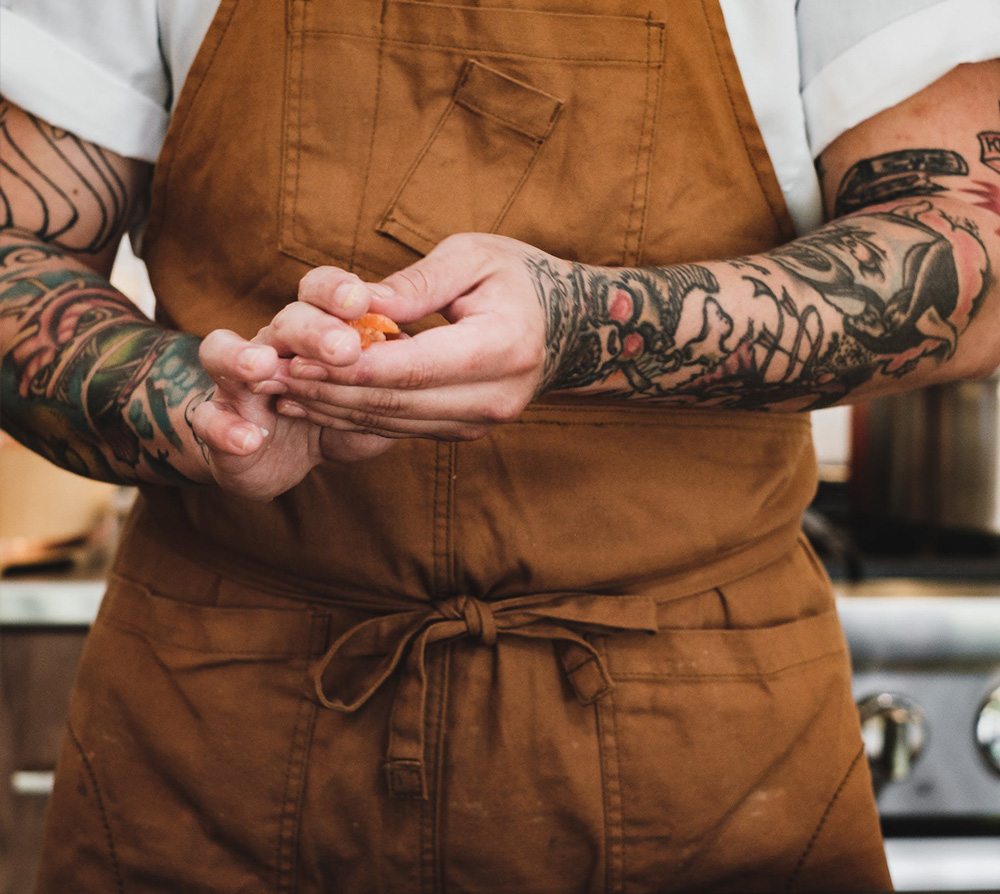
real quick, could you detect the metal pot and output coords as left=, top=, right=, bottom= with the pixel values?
left=851, top=373, right=1000, bottom=534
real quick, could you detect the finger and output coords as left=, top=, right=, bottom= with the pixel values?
left=319, top=429, right=397, bottom=463
left=285, top=402, right=487, bottom=441
left=200, top=329, right=280, bottom=387
left=319, top=316, right=538, bottom=392
left=367, top=234, right=492, bottom=324
left=190, top=398, right=268, bottom=455
left=254, top=301, right=362, bottom=366
left=274, top=377, right=518, bottom=426
left=275, top=391, right=499, bottom=440
left=297, top=267, right=373, bottom=321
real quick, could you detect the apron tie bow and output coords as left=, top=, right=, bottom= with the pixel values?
left=310, top=592, right=659, bottom=798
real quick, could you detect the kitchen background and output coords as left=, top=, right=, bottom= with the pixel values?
left=1, top=242, right=999, bottom=893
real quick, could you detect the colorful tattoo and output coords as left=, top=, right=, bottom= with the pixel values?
left=0, top=234, right=213, bottom=482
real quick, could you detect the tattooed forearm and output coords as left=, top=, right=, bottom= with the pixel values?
left=0, top=104, right=129, bottom=255
left=530, top=126, right=1000, bottom=411
left=532, top=200, right=990, bottom=411
left=0, top=232, right=215, bottom=484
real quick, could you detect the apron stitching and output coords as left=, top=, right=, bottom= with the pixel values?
left=382, top=39, right=653, bottom=65
left=698, top=0, right=788, bottom=237
left=274, top=613, right=325, bottom=894
left=96, top=615, right=312, bottom=658
left=432, top=443, right=448, bottom=595
left=449, top=444, right=459, bottom=592
left=67, top=722, right=125, bottom=894
left=595, top=640, right=626, bottom=894
left=784, top=746, right=865, bottom=891
left=279, top=24, right=658, bottom=66
left=458, top=100, right=555, bottom=143
left=610, top=646, right=846, bottom=682
left=417, top=644, right=450, bottom=894
left=348, top=1, right=388, bottom=272
left=621, top=20, right=663, bottom=267
left=631, top=21, right=665, bottom=268
left=380, top=100, right=461, bottom=240
left=287, top=0, right=309, bottom=259
left=432, top=643, right=452, bottom=893
left=490, top=130, right=555, bottom=232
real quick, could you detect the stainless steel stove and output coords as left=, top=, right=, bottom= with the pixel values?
left=836, top=580, right=1000, bottom=892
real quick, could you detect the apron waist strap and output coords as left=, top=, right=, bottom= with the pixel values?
left=310, top=592, right=660, bottom=799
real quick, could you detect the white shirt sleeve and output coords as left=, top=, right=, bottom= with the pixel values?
left=0, top=0, right=169, bottom=162
left=799, top=0, right=1000, bottom=156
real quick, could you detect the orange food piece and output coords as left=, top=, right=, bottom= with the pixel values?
left=347, top=313, right=401, bottom=349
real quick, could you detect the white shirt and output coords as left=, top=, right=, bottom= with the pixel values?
left=1, top=0, right=999, bottom=234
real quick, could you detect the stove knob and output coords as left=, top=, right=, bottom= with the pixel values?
left=857, top=693, right=927, bottom=790
left=976, top=685, right=1000, bottom=776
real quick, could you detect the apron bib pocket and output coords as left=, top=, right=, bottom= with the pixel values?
left=376, top=58, right=563, bottom=256
left=280, top=0, right=664, bottom=276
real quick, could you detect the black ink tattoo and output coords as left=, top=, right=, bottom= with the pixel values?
left=834, top=149, right=968, bottom=216
left=530, top=200, right=989, bottom=411
left=0, top=103, right=129, bottom=254
left=979, top=130, right=1000, bottom=174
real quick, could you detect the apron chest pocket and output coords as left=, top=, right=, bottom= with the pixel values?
left=280, top=0, right=665, bottom=278
left=376, top=59, right=563, bottom=256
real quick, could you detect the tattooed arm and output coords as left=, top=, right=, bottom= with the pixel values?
left=0, top=99, right=219, bottom=485
left=535, top=61, right=1000, bottom=411
left=0, top=99, right=384, bottom=496
left=259, top=60, right=1000, bottom=438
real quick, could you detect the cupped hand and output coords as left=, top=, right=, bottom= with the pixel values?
left=265, top=234, right=575, bottom=442
left=190, top=325, right=393, bottom=501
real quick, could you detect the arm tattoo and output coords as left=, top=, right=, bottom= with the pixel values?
left=533, top=148, right=993, bottom=410
left=0, top=103, right=129, bottom=254
left=0, top=234, right=214, bottom=483
left=834, top=149, right=968, bottom=216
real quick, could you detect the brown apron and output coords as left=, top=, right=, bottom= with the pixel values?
left=36, top=1, right=893, bottom=891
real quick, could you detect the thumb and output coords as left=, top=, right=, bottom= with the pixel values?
left=370, top=234, right=489, bottom=324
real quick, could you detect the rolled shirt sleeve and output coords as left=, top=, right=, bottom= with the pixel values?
left=0, top=0, right=169, bottom=161
left=799, top=0, right=1000, bottom=157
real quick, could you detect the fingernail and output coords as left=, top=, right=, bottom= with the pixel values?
left=238, top=347, right=262, bottom=375
left=322, top=331, right=348, bottom=358
left=231, top=424, right=259, bottom=452
left=369, top=283, right=394, bottom=298
left=279, top=400, right=307, bottom=418
left=250, top=380, right=287, bottom=395
left=338, top=283, right=363, bottom=310
left=290, top=358, right=328, bottom=380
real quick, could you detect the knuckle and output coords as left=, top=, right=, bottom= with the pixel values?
left=367, top=388, right=403, bottom=415
left=347, top=409, right=386, bottom=432
left=396, top=358, right=435, bottom=390
left=454, top=424, right=489, bottom=442
left=483, top=393, right=522, bottom=425
left=389, top=265, right=431, bottom=299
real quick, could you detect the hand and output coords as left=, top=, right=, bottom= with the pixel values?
left=190, top=322, right=393, bottom=501
left=267, top=234, right=570, bottom=442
